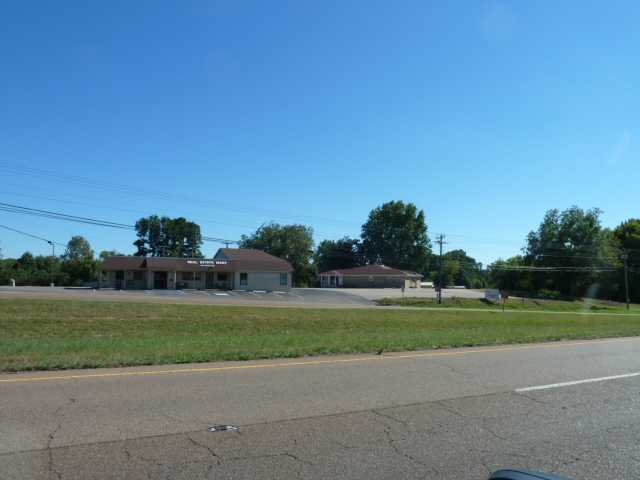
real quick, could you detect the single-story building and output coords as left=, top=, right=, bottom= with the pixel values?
left=99, top=248, right=293, bottom=291
left=319, top=264, right=423, bottom=289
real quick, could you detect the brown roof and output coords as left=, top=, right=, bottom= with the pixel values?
left=217, top=248, right=294, bottom=272
left=101, top=249, right=292, bottom=273
left=100, top=256, right=146, bottom=270
left=320, top=264, right=422, bottom=278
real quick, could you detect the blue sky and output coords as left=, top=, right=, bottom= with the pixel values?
left=1, top=1, right=638, bottom=265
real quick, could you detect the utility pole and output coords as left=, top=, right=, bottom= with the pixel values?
left=47, top=240, right=55, bottom=287
left=436, top=234, right=446, bottom=304
left=621, top=253, right=630, bottom=310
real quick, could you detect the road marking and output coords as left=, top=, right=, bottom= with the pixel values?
left=1, top=337, right=638, bottom=385
left=516, top=371, right=640, bottom=392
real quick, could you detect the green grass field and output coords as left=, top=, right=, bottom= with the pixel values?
left=2, top=298, right=640, bottom=372
left=376, top=296, right=639, bottom=312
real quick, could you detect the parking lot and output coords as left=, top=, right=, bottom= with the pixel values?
left=0, top=286, right=372, bottom=307
left=0, top=286, right=483, bottom=307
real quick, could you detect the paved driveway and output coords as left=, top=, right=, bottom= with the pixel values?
left=0, top=286, right=372, bottom=307
left=307, top=287, right=485, bottom=300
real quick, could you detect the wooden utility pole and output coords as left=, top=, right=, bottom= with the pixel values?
left=436, top=234, right=446, bottom=304
left=622, top=253, right=630, bottom=310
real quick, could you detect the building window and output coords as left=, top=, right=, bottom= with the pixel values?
left=280, top=273, right=288, bottom=286
left=182, top=272, right=194, bottom=281
left=194, top=272, right=201, bottom=281
left=217, top=273, right=228, bottom=281
left=239, top=272, right=248, bottom=287
left=133, top=271, right=144, bottom=281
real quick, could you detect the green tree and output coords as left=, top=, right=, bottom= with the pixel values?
left=488, top=256, right=532, bottom=293
left=524, top=206, right=620, bottom=297
left=361, top=201, right=431, bottom=273
left=314, top=237, right=362, bottom=273
left=99, top=249, right=125, bottom=260
left=61, top=236, right=96, bottom=286
left=240, top=223, right=314, bottom=286
left=440, top=249, right=486, bottom=288
left=613, top=219, right=640, bottom=302
left=64, top=236, right=94, bottom=260
left=134, top=215, right=202, bottom=257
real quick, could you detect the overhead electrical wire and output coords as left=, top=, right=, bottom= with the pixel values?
left=0, top=201, right=238, bottom=245
left=0, top=164, right=360, bottom=229
left=0, top=224, right=65, bottom=247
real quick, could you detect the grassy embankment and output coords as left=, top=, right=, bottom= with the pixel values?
left=2, top=298, right=640, bottom=372
left=376, top=296, right=639, bottom=313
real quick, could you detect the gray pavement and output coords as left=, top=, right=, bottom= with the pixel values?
left=0, top=286, right=373, bottom=307
left=2, top=337, right=640, bottom=479
left=0, top=285, right=483, bottom=307
left=312, top=287, right=485, bottom=301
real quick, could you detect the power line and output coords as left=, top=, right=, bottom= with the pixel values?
left=0, top=201, right=238, bottom=245
left=0, top=224, right=65, bottom=247
left=0, top=164, right=360, bottom=229
left=487, top=265, right=618, bottom=272
left=0, top=186, right=351, bottom=240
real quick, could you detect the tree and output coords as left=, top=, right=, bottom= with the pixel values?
left=524, top=206, right=620, bottom=297
left=440, top=249, right=486, bottom=288
left=240, top=223, right=314, bottom=286
left=0, top=252, right=68, bottom=286
left=361, top=201, right=431, bottom=273
left=134, top=215, right=203, bottom=257
left=99, top=249, right=125, bottom=260
left=64, top=236, right=94, bottom=261
left=314, top=237, right=362, bottom=273
left=613, top=219, right=640, bottom=302
left=488, top=256, right=532, bottom=293
left=61, top=236, right=96, bottom=286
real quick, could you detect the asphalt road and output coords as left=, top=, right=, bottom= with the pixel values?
left=2, top=337, right=640, bottom=479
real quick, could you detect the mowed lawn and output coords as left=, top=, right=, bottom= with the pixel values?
left=2, top=298, right=640, bottom=372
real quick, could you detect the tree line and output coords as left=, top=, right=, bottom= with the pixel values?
left=0, top=236, right=122, bottom=287
left=489, top=207, right=638, bottom=302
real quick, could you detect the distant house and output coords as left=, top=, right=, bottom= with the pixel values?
left=99, top=248, right=293, bottom=291
left=319, top=264, right=423, bottom=289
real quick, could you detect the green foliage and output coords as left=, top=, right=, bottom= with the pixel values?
left=99, top=249, right=124, bottom=260
left=614, top=218, right=640, bottom=302
left=64, top=236, right=93, bottom=260
left=61, top=236, right=96, bottom=286
left=240, top=223, right=315, bottom=286
left=314, top=237, right=362, bottom=273
left=0, top=253, right=66, bottom=286
left=134, top=215, right=202, bottom=257
left=435, top=249, right=486, bottom=288
left=361, top=201, right=431, bottom=273
left=0, top=237, right=99, bottom=287
left=488, top=206, right=628, bottom=301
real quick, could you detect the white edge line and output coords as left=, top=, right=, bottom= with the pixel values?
left=516, top=371, right=640, bottom=392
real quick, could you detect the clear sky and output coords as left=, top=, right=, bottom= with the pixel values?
left=1, top=1, right=638, bottom=265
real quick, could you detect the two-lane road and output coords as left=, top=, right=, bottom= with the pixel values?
left=2, top=337, right=640, bottom=479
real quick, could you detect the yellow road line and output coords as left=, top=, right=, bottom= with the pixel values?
left=1, top=337, right=638, bottom=384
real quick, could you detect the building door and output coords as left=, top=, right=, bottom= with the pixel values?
left=115, top=270, right=124, bottom=289
left=153, top=271, right=168, bottom=289
left=216, top=272, right=230, bottom=289
left=205, top=272, right=215, bottom=289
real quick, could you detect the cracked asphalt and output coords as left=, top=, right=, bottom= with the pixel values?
left=2, top=337, right=640, bottom=479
